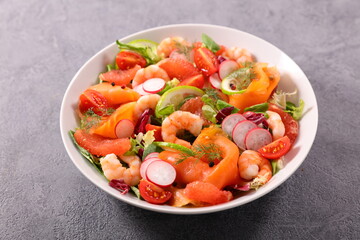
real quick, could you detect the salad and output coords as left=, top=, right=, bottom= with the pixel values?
left=69, top=34, right=304, bottom=207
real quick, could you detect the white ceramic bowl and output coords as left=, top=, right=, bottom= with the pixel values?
left=60, top=24, right=318, bottom=214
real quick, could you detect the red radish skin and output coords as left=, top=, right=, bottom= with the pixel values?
left=209, top=73, right=222, bottom=89
left=144, top=152, right=159, bottom=161
left=245, top=128, right=272, bottom=151
left=133, top=83, right=151, bottom=96
left=115, top=119, right=135, bottom=138
left=232, top=120, right=258, bottom=150
left=219, top=60, right=239, bottom=79
left=221, top=113, right=246, bottom=137
left=145, top=160, right=176, bottom=187
left=142, top=78, right=166, bottom=94
left=140, top=157, right=160, bottom=180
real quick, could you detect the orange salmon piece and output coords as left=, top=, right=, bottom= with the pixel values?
left=159, top=151, right=212, bottom=185
left=229, top=63, right=280, bottom=112
left=184, top=181, right=233, bottom=205
left=74, top=129, right=131, bottom=156
left=89, top=83, right=140, bottom=106
left=91, top=102, right=136, bottom=138
left=159, top=126, right=240, bottom=189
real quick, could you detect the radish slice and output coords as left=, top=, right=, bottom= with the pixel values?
left=142, top=78, right=166, bottom=93
left=245, top=128, right=272, bottom=151
left=146, top=160, right=176, bottom=187
left=232, top=120, right=257, bottom=150
left=115, top=119, right=135, bottom=138
left=144, top=152, right=159, bottom=161
left=209, top=73, right=222, bottom=89
left=140, top=157, right=160, bottom=180
left=133, top=83, right=151, bottom=96
left=219, top=60, right=239, bottom=79
left=222, top=113, right=246, bottom=137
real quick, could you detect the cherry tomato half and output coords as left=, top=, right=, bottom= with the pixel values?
left=78, top=89, right=109, bottom=116
left=116, top=51, right=147, bottom=70
left=178, top=74, right=205, bottom=89
left=258, top=136, right=292, bottom=159
left=139, top=180, right=172, bottom=204
left=194, top=47, right=219, bottom=77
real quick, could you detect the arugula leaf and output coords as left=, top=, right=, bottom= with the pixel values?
left=216, top=100, right=239, bottom=113
left=130, top=186, right=141, bottom=199
left=69, top=130, right=104, bottom=176
left=244, top=103, right=269, bottom=113
left=271, top=89, right=298, bottom=109
left=202, top=33, right=220, bottom=53
left=285, top=99, right=305, bottom=120
left=142, top=143, right=162, bottom=161
left=116, top=40, right=161, bottom=65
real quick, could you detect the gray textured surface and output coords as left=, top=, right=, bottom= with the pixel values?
left=1, top=0, right=359, bottom=239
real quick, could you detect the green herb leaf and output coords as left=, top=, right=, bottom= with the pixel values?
left=216, top=100, right=239, bottom=113
left=202, top=105, right=217, bottom=123
left=285, top=99, right=305, bottom=120
left=202, top=33, right=220, bottom=53
left=116, top=40, right=161, bottom=65
left=142, top=143, right=163, bottom=161
left=244, top=103, right=269, bottom=113
left=154, top=142, right=194, bottom=156
left=69, top=130, right=104, bottom=175
left=130, top=186, right=141, bottom=199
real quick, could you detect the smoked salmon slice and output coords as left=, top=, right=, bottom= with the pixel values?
left=89, top=83, right=140, bottom=106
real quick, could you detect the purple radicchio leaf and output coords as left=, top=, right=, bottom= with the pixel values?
left=134, top=108, right=154, bottom=134
left=216, top=106, right=234, bottom=124
left=109, top=179, right=130, bottom=195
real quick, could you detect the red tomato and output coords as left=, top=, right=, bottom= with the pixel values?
left=145, top=124, right=163, bottom=141
left=116, top=51, right=146, bottom=70
left=158, top=58, right=200, bottom=81
left=194, top=47, right=219, bottom=77
left=178, top=74, right=205, bottom=89
left=79, top=89, right=109, bottom=115
left=139, top=180, right=172, bottom=204
left=258, top=136, right=291, bottom=159
left=268, top=103, right=299, bottom=144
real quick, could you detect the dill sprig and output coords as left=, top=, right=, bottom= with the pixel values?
left=176, top=143, right=222, bottom=164
left=80, top=108, right=115, bottom=131
left=80, top=109, right=102, bottom=130
left=174, top=41, right=193, bottom=61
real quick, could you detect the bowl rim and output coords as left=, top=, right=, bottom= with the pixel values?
left=60, top=23, right=318, bottom=215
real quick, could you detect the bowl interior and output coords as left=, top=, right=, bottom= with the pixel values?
left=60, top=24, right=318, bottom=214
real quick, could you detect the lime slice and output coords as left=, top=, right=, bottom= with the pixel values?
left=128, top=39, right=158, bottom=50
left=221, top=67, right=252, bottom=95
left=154, top=142, right=194, bottom=156
left=155, top=86, right=204, bottom=118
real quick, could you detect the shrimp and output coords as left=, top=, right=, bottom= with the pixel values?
left=221, top=47, right=254, bottom=65
left=157, top=36, right=192, bottom=58
left=100, top=153, right=141, bottom=186
left=134, top=94, right=161, bottom=119
left=132, top=65, right=170, bottom=88
left=238, top=150, right=272, bottom=189
left=266, top=110, right=285, bottom=140
left=162, top=111, right=204, bottom=148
